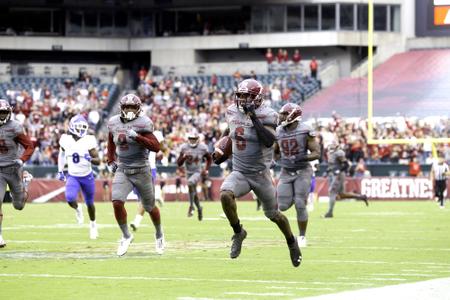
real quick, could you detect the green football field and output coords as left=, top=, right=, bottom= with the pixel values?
left=0, top=200, right=449, bottom=300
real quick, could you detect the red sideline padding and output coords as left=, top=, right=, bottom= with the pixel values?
left=28, top=177, right=450, bottom=203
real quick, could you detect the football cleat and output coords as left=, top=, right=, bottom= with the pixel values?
left=187, top=206, right=194, bottom=217
left=288, top=237, right=302, bottom=267
left=89, top=223, right=99, bottom=240
left=323, top=212, right=333, bottom=218
left=117, top=235, right=134, bottom=256
left=75, top=205, right=84, bottom=224
left=230, top=226, right=247, bottom=259
left=361, top=195, right=369, bottom=207
left=0, top=236, right=6, bottom=248
left=130, top=223, right=138, bottom=232
left=155, top=233, right=165, bottom=255
left=298, top=235, right=307, bottom=248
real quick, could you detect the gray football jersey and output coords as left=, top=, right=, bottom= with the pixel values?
left=107, top=114, right=154, bottom=168
left=0, top=120, right=25, bottom=167
left=179, top=143, right=209, bottom=174
left=328, top=148, right=346, bottom=172
left=226, top=103, right=277, bottom=173
left=276, top=122, right=315, bottom=170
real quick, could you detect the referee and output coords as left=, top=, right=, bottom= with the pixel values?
left=430, top=157, right=450, bottom=209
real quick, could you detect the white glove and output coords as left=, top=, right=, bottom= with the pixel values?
left=127, top=129, right=138, bottom=139
left=107, top=162, right=118, bottom=173
left=14, top=159, right=24, bottom=167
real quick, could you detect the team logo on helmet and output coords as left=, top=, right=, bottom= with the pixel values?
left=235, top=79, right=263, bottom=114
left=0, top=99, right=12, bottom=126
left=68, top=114, right=89, bottom=138
left=279, top=103, right=302, bottom=127
left=120, top=94, right=142, bottom=121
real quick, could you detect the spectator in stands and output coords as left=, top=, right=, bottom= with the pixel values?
left=277, top=48, right=284, bottom=64
left=250, top=70, right=257, bottom=80
left=408, top=156, right=422, bottom=177
left=233, top=70, right=241, bottom=85
left=282, top=49, right=289, bottom=63
left=265, top=48, right=274, bottom=65
left=138, top=66, right=148, bottom=81
left=211, top=73, right=218, bottom=86
left=310, top=57, right=318, bottom=79
left=292, top=49, right=301, bottom=65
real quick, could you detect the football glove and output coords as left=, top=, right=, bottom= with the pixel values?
left=126, top=129, right=138, bottom=139
left=243, top=103, right=256, bottom=118
left=58, top=171, right=66, bottom=182
left=84, top=153, right=92, bottom=162
left=13, top=159, right=24, bottom=167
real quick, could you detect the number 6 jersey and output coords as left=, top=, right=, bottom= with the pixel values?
left=59, top=134, right=98, bottom=176
left=226, top=103, right=278, bottom=173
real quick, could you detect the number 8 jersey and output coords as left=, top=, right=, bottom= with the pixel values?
left=226, top=103, right=278, bottom=173
left=59, top=134, right=98, bottom=176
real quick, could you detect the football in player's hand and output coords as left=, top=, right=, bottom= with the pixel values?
left=214, top=136, right=232, bottom=161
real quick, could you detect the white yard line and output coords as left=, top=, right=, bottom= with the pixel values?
left=296, top=277, right=450, bottom=300
left=267, top=286, right=336, bottom=291
left=0, top=273, right=376, bottom=287
left=224, top=292, right=294, bottom=296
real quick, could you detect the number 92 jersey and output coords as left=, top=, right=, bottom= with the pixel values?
left=59, top=134, right=98, bottom=177
left=226, top=103, right=277, bottom=173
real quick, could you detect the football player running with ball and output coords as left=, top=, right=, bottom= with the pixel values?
left=107, top=94, right=161, bottom=256
left=274, top=103, right=320, bottom=248
left=176, top=130, right=212, bottom=221
left=212, top=79, right=302, bottom=267
left=58, top=114, right=100, bottom=239
left=0, top=99, right=34, bottom=248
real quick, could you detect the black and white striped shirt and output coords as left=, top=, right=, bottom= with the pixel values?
left=432, top=162, right=449, bottom=181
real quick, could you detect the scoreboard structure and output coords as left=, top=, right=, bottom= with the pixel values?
left=416, top=0, right=450, bottom=36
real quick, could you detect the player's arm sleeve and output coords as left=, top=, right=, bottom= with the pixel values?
left=250, top=114, right=276, bottom=147
left=14, top=133, right=34, bottom=162
left=273, top=142, right=281, bottom=161
left=176, top=146, right=186, bottom=167
left=135, top=132, right=160, bottom=152
left=106, top=132, right=116, bottom=164
left=203, top=151, right=212, bottom=171
left=58, top=148, right=66, bottom=172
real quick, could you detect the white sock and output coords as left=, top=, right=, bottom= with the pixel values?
left=77, top=205, right=83, bottom=213
left=133, top=214, right=143, bottom=227
left=90, top=220, right=97, bottom=228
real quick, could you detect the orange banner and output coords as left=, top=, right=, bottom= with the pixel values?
left=434, top=6, right=450, bottom=25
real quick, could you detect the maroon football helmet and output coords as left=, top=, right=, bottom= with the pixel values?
left=235, top=79, right=264, bottom=113
left=0, top=99, right=12, bottom=125
left=278, top=103, right=302, bottom=127
left=120, top=94, right=142, bottom=121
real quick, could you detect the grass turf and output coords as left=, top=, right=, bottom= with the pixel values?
left=0, top=200, right=449, bottom=299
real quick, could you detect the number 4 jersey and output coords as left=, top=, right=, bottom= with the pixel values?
left=226, top=103, right=278, bottom=173
left=59, top=134, right=98, bottom=177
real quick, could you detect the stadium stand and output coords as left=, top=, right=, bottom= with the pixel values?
left=303, top=49, right=450, bottom=118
